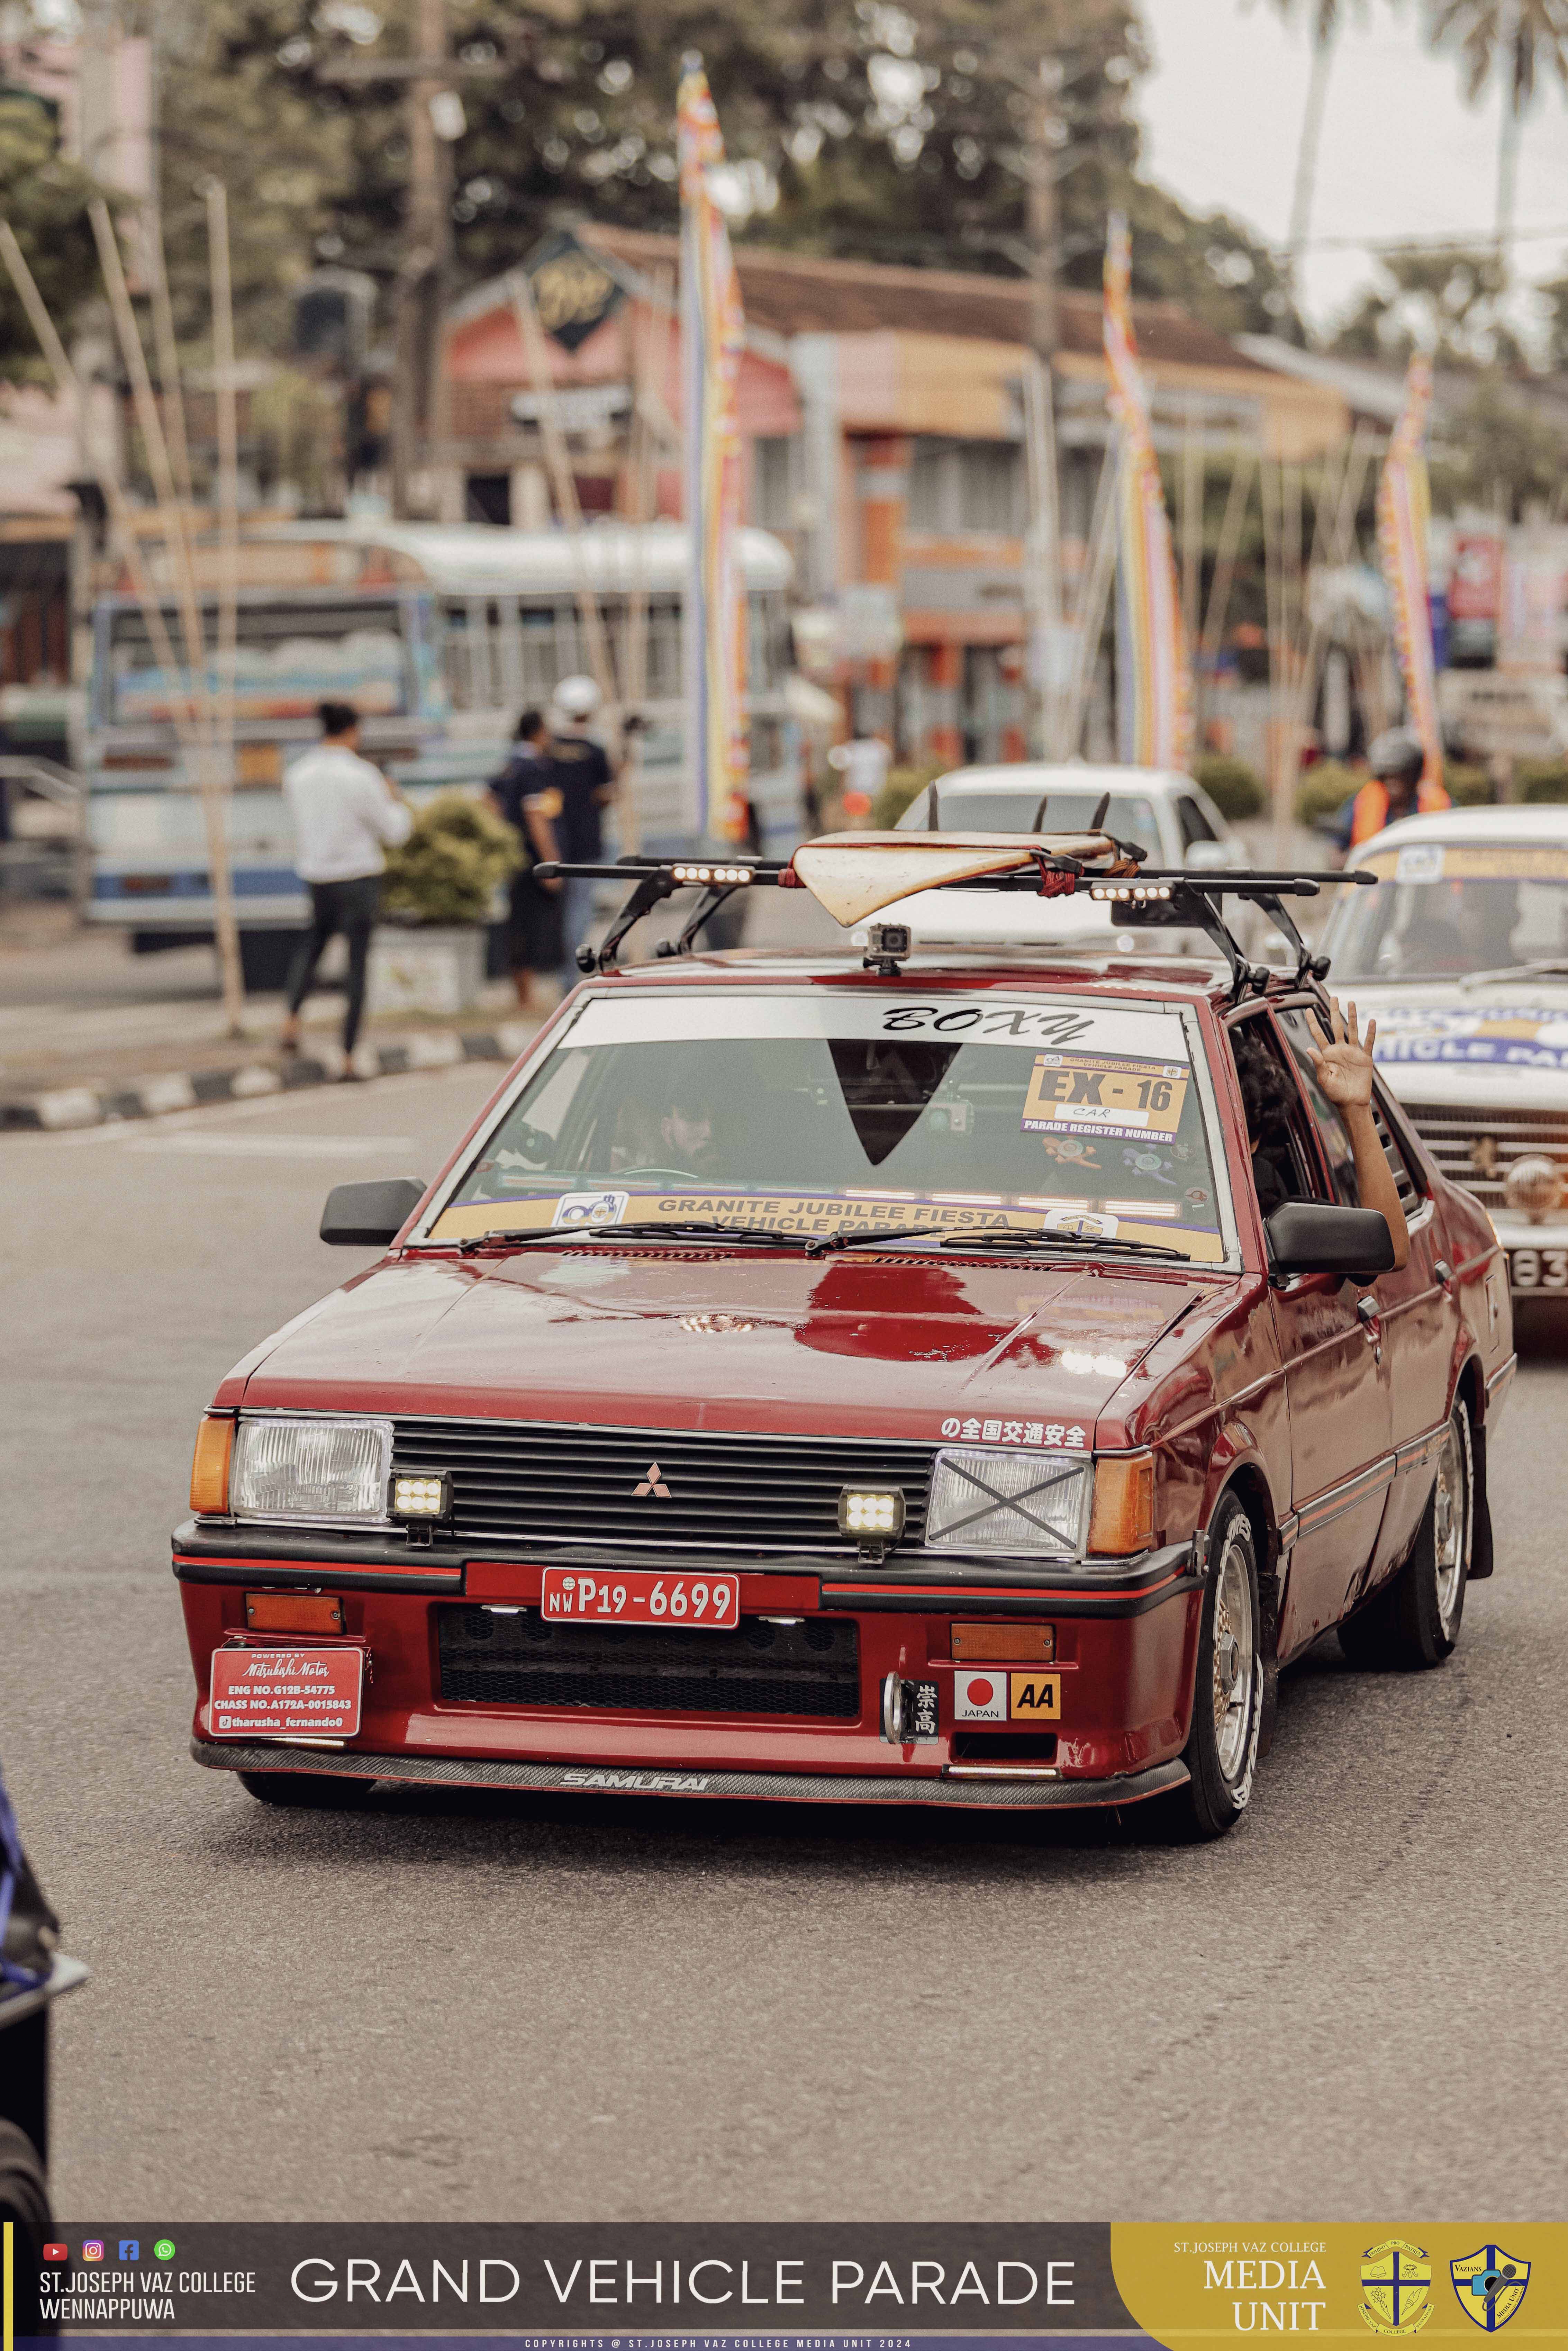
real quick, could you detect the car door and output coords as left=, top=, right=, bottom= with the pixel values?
left=1276, top=1004, right=1451, bottom=1588
left=1225, top=1007, right=1394, bottom=1656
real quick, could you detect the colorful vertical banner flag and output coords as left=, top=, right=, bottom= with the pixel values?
left=1102, top=214, right=1193, bottom=771
left=678, top=55, right=749, bottom=842
left=1376, top=353, right=1445, bottom=792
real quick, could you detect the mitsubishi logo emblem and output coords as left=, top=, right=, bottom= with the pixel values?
left=633, top=1461, right=671, bottom=1499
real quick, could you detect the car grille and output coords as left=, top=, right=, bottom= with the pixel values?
left=437, top=1606, right=862, bottom=1720
left=1403, top=1102, right=1568, bottom=1207
left=391, top=1417, right=935, bottom=1556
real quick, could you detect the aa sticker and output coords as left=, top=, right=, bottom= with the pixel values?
left=1010, top=1672, right=1061, bottom=1720
left=1023, top=1051, right=1190, bottom=1144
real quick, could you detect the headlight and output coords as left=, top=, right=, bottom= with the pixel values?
left=1503, top=1154, right=1562, bottom=1224
left=925, top=1446, right=1092, bottom=1559
left=229, top=1416, right=393, bottom=1525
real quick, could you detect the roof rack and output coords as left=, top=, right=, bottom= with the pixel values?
left=534, top=830, right=1375, bottom=1002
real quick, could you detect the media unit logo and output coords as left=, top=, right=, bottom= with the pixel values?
left=1451, top=2247, right=1531, bottom=2332
left=1359, top=2241, right=1432, bottom=2335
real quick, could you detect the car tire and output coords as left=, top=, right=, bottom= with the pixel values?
left=0, top=2116, right=55, bottom=2337
left=1339, top=1402, right=1473, bottom=1671
left=1172, top=1494, right=1263, bottom=1839
left=236, top=1770, right=371, bottom=1808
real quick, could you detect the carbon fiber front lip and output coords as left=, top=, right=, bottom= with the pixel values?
left=191, top=1737, right=1189, bottom=1811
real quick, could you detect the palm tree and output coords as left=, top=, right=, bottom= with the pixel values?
left=1265, top=1, right=1363, bottom=297
left=1425, top=0, right=1568, bottom=267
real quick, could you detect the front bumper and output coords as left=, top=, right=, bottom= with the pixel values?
left=191, top=1737, right=1189, bottom=1812
left=175, top=1534, right=1203, bottom=1802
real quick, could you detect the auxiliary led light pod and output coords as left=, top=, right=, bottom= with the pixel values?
left=839, top=1486, right=906, bottom=1541
left=672, top=863, right=753, bottom=887
left=1089, top=883, right=1173, bottom=903
left=392, top=1472, right=451, bottom=1520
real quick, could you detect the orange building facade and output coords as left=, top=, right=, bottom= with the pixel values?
left=442, top=227, right=1347, bottom=766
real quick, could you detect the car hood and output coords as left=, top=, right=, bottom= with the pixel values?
left=1350, top=976, right=1568, bottom=1110
left=230, top=1248, right=1211, bottom=1445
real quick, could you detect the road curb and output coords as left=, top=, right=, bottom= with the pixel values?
left=0, top=1020, right=537, bottom=1133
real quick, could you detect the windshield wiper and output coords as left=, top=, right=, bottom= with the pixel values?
left=935, top=1227, right=1189, bottom=1262
left=1459, top=956, right=1568, bottom=991
left=455, top=1219, right=806, bottom=1255
left=803, top=1224, right=950, bottom=1257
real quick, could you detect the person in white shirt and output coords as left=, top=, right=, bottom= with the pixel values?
left=279, top=700, right=413, bottom=1074
left=827, top=729, right=892, bottom=817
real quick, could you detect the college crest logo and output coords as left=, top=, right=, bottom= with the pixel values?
left=1359, top=2241, right=1433, bottom=2334
left=1450, top=2247, right=1531, bottom=2331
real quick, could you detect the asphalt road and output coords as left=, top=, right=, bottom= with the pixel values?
left=2, top=1064, right=1564, bottom=2223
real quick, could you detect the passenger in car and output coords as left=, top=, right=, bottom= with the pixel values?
left=1233, top=1000, right=1410, bottom=1269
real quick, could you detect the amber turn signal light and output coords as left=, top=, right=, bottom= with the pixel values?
left=951, top=1621, right=1055, bottom=1664
left=244, top=1592, right=345, bottom=1634
left=189, top=1415, right=234, bottom=1514
left=1088, top=1452, right=1155, bottom=1555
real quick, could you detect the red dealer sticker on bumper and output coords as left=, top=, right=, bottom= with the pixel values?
left=209, top=1646, right=363, bottom=1739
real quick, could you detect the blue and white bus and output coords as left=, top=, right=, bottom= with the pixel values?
left=85, top=520, right=796, bottom=986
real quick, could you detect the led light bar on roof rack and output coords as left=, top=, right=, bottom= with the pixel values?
left=533, top=830, right=1375, bottom=989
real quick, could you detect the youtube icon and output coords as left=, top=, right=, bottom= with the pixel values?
left=42, top=2244, right=67, bottom=2264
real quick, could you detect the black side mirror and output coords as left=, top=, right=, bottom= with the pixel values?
left=1266, top=1200, right=1395, bottom=1282
left=320, top=1178, right=427, bottom=1248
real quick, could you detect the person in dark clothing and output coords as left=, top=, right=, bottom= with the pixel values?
left=547, top=674, right=621, bottom=992
left=1230, top=1026, right=1304, bottom=1219
left=489, top=708, right=563, bottom=1011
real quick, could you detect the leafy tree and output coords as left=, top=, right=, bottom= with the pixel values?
left=1425, top=0, right=1568, bottom=248
left=152, top=0, right=1303, bottom=353
left=1429, top=375, right=1568, bottom=521
left=0, top=81, right=108, bottom=382
left=1326, top=245, right=1530, bottom=367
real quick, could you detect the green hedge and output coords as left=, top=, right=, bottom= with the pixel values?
left=1296, top=761, right=1360, bottom=829
left=1444, top=762, right=1494, bottom=806
left=1517, top=761, right=1568, bottom=804
left=869, top=765, right=941, bottom=830
left=380, top=790, right=522, bottom=927
left=1191, top=754, right=1265, bottom=822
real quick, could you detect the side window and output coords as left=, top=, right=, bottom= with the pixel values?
left=1176, top=793, right=1217, bottom=849
left=1275, top=1003, right=1425, bottom=1217
left=1226, top=1012, right=1329, bottom=1217
left=1275, top=1008, right=1360, bottom=1207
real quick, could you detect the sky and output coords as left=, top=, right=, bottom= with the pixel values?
left=1138, top=0, right=1568, bottom=347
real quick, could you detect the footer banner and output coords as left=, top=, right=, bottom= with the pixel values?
left=1, top=2223, right=1561, bottom=2348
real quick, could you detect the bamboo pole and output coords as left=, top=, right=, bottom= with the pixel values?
left=1180, top=395, right=1203, bottom=654
left=1199, top=445, right=1255, bottom=668
left=1022, top=352, right=1066, bottom=760
left=505, top=268, right=617, bottom=711
left=145, top=200, right=196, bottom=514
left=205, top=182, right=241, bottom=831
left=1063, top=437, right=1122, bottom=759
left=89, top=198, right=245, bottom=1031
left=0, top=220, right=200, bottom=760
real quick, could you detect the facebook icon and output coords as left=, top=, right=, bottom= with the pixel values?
left=118, top=2241, right=138, bottom=2261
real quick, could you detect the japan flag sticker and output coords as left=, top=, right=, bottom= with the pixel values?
left=954, top=1671, right=1008, bottom=1722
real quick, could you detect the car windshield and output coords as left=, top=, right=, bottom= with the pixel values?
left=1325, top=838, right=1568, bottom=980
left=430, top=989, right=1228, bottom=1263
left=900, top=787, right=1161, bottom=854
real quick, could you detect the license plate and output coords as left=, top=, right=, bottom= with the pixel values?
left=209, top=1644, right=363, bottom=1738
left=1508, top=1245, right=1568, bottom=1293
left=540, top=1566, right=740, bottom=1629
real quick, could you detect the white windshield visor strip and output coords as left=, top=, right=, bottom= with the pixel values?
left=557, top=992, right=1190, bottom=1057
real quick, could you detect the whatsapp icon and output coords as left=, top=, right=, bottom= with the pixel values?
left=154, top=2239, right=175, bottom=2262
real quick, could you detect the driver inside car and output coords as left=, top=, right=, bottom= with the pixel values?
left=610, top=1087, right=719, bottom=1178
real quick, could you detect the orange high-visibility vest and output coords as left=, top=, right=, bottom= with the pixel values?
left=1349, top=777, right=1451, bottom=846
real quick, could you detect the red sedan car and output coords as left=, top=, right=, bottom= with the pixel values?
left=175, top=842, right=1514, bottom=1838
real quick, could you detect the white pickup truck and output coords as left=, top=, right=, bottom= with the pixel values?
left=1321, top=805, right=1568, bottom=1301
